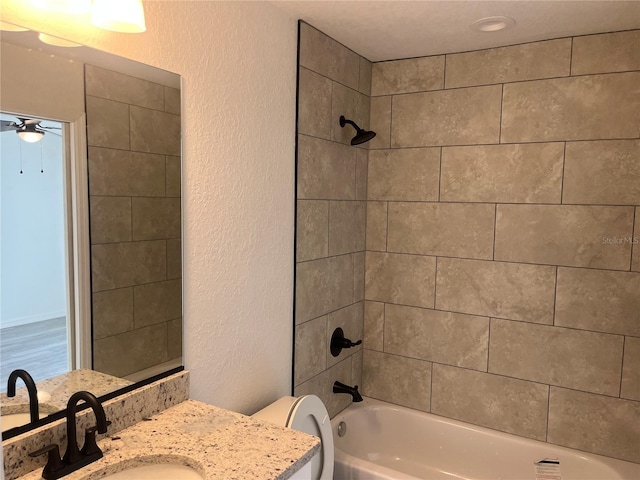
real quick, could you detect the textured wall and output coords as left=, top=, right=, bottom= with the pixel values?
left=86, top=64, right=182, bottom=378
left=364, top=29, right=640, bottom=463
left=293, top=23, right=371, bottom=417
left=1, top=1, right=298, bottom=415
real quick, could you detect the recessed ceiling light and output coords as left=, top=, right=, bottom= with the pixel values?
left=471, top=16, right=516, bottom=33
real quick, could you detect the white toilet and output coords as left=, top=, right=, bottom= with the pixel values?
left=252, top=395, right=334, bottom=480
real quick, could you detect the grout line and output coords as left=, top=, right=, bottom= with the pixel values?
left=499, top=84, right=504, bottom=144
left=388, top=95, right=393, bottom=149
left=552, top=266, right=559, bottom=326
left=492, top=204, right=498, bottom=260
left=429, top=361, right=434, bottom=413
left=433, top=257, right=439, bottom=309
left=545, top=386, right=551, bottom=442
left=560, top=142, right=567, bottom=204
left=438, top=147, right=443, bottom=201
left=630, top=207, right=637, bottom=271
left=443, top=54, right=448, bottom=90
left=384, top=201, right=389, bottom=251
left=618, top=336, right=626, bottom=398
left=486, top=318, right=492, bottom=373
left=569, top=37, right=574, bottom=76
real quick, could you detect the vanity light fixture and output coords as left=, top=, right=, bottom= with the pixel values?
left=91, top=0, right=147, bottom=33
left=471, top=16, right=516, bottom=32
left=38, top=33, right=82, bottom=47
left=0, top=21, right=29, bottom=32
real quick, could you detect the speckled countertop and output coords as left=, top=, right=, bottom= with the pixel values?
left=17, top=400, right=320, bottom=480
left=1, top=370, right=132, bottom=415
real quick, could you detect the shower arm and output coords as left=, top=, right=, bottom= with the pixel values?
left=339, top=116, right=361, bottom=132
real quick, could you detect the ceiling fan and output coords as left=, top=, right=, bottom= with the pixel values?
left=1, top=117, right=61, bottom=143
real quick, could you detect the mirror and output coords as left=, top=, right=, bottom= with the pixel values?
left=0, top=25, right=182, bottom=437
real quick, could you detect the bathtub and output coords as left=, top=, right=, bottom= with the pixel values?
left=331, top=397, right=640, bottom=480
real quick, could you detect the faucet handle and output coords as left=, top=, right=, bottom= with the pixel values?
left=29, top=444, right=64, bottom=477
left=81, top=421, right=112, bottom=456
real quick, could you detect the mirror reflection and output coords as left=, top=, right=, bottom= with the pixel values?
left=0, top=26, right=182, bottom=436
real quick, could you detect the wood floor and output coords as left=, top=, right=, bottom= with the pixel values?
left=0, top=317, right=69, bottom=392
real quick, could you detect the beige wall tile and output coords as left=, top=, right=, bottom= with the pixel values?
left=489, top=319, right=623, bottom=396
left=298, top=67, right=332, bottom=139
left=441, top=143, right=564, bottom=203
left=555, top=268, right=640, bottom=336
left=366, top=252, right=436, bottom=308
left=132, top=197, right=181, bottom=241
left=91, top=240, right=166, bottom=292
left=432, top=364, right=549, bottom=440
left=86, top=96, right=130, bottom=150
left=130, top=106, right=181, bottom=156
left=327, top=302, right=364, bottom=367
left=299, top=22, right=359, bottom=90
left=295, top=356, right=353, bottom=417
left=363, top=301, right=384, bottom=351
left=366, top=201, right=387, bottom=251
left=387, top=202, right=495, bottom=259
left=297, top=135, right=356, bottom=200
left=92, top=287, right=133, bottom=340
left=368, top=148, right=440, bottom=201
left=363, top=350, right=431, bottom=412
left=167, top=317, right=182, bottom=359
left=355, top=149, right=368, bottom=201
left=385, top=305, right=488, bottom=371
left=445, top=39, right=571, bottom=88
left=331, top=83, right=370, bottom=145
left=134, top=279, right=182, bottom=328
left=563, top=140, right=640, bottom=205
left=93, top=323, right=168, bottom=378
left=351, top=350, right=363, bottom=389
left=501, top=72, right=640, bottom=142
left=392, top=85, right=502, bottom=147
left=85, top=64, right=164, bottom=110
left=371, top=56, right=444, bottom=96
left=88, top=147, right=166, bottom=197
left=621, top=336, right=640, bottom=401
left=368, top=96, right=391, bottom=149
left=295, top=315, right=327, bottom=385
left=548, top=387, right=640, bottom=463
left=329, top=201, right=366, bottom=255
left=297, top=200, right=329, bottom=262
left=571, top=30, right=640, bottom=75
left=165, top=155, right=181, bottom=198
left=436, top=258, right=556, bottom=324
left=495, top=205, right=634, bottom=270
left=166, top=238, right=182, bottom=280
left=90, top=196, right=132, bottom=244
left=295, top=254, right=354, bottom=323
left=164, top=86, right=181, bottom=115
left=358, top=57, right=372, bottom=95
left=353, top=252, right=365, bottom=302
left=634, top=209, right=640, bottom=272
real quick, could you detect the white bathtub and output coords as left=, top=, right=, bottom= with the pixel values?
left=331, top=397, right=640, bottom=480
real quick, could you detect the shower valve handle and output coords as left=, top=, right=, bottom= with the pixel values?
left=330, top=327, right=362, bottom=357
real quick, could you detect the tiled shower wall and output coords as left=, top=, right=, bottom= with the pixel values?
left=363, top=29, right=639, bottom=463
left=85, top=65, right=182, bottom=378
left=293, top=23, right=371, bottom=417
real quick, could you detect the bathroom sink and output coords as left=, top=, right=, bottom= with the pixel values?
left=97, top=464, right=203, bottom=480
left=1, top=412, right=47, bottom=432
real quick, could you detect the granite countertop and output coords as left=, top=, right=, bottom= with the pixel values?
left=1, top=370, right=132, bottom=415
left=18, top=399, right=320, bottom=480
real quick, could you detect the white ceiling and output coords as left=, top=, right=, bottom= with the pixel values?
left=269, top=0, right=640, bottom=62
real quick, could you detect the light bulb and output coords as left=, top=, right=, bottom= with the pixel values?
left=91, top=0, right=146, bottom=33
left=17, top=130, right=44, bottom=143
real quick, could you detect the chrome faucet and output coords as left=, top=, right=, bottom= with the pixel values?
left=29, top=391, right=110, bottom=480
left=333, top=381, right=364, bottom=402
left=7, top=369, right=40, bottom=424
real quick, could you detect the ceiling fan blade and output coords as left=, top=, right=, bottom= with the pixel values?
left=39, top=125, right=62, bottom=130
left=0, top=120, right=19, bottom=132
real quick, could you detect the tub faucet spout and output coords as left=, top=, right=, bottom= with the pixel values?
left=333, top=381, right=363, bottom=402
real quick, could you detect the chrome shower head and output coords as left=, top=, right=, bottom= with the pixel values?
left=339, top=115, right=376, bottom=146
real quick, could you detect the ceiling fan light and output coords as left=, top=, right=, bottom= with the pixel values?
left=91, top=0, right=147, bottom=33
left=17, top=130, right=45, bottom=143
left=29, top=0, right=92, bottom=14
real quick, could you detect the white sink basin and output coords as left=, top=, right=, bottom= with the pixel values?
left=1, top=412, right=47, bottom=432
left=98, top=464, right=203, bottom=480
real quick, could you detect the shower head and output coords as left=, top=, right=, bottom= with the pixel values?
left=339, top=115, right=376, bottom=146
